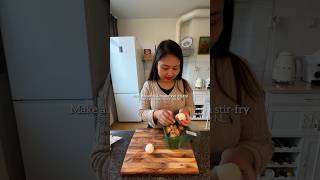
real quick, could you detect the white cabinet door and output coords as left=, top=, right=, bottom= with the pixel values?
left=299, top=136, right=320, bottom=180
left=193, top=90, right=210, bottom=120
left=266, top=93, right=320, bottom=180
left=193, top=94, right=206, bottom=105
left=268, top=106, right=320, bottom=134
left=268, top=106, right=304, bottom=133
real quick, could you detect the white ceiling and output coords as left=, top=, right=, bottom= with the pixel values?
left=110, top=0, right=210, bottom=19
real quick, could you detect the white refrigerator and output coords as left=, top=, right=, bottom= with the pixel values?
left=110, top=36, right=145, bottom=122
left=0, top=0, right=108, bottom=179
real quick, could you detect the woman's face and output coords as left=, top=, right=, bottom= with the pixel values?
left=157, top=54, right=180, bottom=82
left=210, top=0, right=224, bottom=44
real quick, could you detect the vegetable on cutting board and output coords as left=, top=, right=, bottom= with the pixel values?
left=164, top=113, right=188, bottom=137
left=145, top=143, right=154, bottom=154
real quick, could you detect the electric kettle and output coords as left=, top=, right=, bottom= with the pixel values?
left=272, top=52, right=296, bottom=84
left=194, top=78, right=204, bottom=89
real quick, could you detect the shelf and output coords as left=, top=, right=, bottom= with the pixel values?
left=191, top=119, right=207, bottom=121
left=274, top=147, right=300, bottom=153
left=267, top=164, right=298, bottom=168
left=272, top=137, right=302, bottom=153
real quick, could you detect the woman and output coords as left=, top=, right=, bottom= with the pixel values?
left=139, top=39, right=195, bottom=128
left=210, top=0, right=274, bottom=179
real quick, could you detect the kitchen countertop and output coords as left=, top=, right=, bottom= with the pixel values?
left=192, top=88, right=210, bottom=92
left=109, top=130, right=210, bottom=180
left=264, top=81, right=320, bottom=94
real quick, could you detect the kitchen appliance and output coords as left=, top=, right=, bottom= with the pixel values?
left=272, top=52, right=296, bottom=84
left=1, top=0, right=108, bottom=179
left=110, top=36, right=145, bottom=122
left=302, top=49, right=320, bottom=84
left=194, top=78, right=204, bottom=89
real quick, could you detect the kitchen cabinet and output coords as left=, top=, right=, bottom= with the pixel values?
left=261, top=83, right=320, bottom=180
left=266, top=92, right=320, bottom=135
left=192, top=90, right=210, bottom=120
left=299, top=136, right=320, bottom=180
left=267, top=106, right=320, bottom=135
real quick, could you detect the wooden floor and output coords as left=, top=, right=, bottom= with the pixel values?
left=111, top=120, right=210, bottom=131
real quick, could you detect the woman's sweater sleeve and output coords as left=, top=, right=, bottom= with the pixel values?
left=185, top=89, right=195, bottom=116
left=138, top=81, right=156, bottom=127
left=237, top=93, right=274, bottom=174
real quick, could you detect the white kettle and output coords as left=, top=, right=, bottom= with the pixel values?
left=272, top=52, right=296, bottom=84
left=194, top=78, right=204, bottom=89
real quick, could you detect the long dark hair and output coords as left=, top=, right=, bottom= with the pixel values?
left=211, top=0, right=263, bottom=105
left=148, top=39, right=191, bottom=93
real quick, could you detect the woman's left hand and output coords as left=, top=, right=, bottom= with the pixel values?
left=220, top=147, right=257, bottom=180
left=178, top=108, right=191, bottom=126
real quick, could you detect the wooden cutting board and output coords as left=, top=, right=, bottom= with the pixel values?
left=120, top=128, right=199, bottom=175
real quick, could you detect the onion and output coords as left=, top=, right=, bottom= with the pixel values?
left=145, top=143, right=154, bottom=154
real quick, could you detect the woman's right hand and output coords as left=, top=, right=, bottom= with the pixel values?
left=220, top=148, right=257, bottom=180
left=154, top=110, right=175, bottom=126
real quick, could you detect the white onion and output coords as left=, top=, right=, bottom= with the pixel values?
left=145, top=143, right=154, bottom=154
left=176, top=113, right=186, bottom=121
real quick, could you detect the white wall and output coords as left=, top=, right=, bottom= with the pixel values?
left=118, top=17, right=210, bottom=87
left=231, top=0, right=274, bottom=83
left=118, top=18, right=177, bottom=51
left=231, top=0, right=320, bottom=84
left=181, top=18, right=210, bottom=87
left=118, top=18, right=177, bottom=80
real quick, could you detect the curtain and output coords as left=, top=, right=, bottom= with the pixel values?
left=109, top=14, right=118, bottom=36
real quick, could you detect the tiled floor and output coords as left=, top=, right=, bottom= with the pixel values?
left=111, top=120, right=210, bottom=131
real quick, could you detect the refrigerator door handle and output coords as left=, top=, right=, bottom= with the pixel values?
left=119, top=46, right=123, bottom=53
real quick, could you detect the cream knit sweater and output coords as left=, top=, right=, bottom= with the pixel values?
left=139, top=80, right=195, bottom=128
left=211, top=57, right=274, bottom=174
